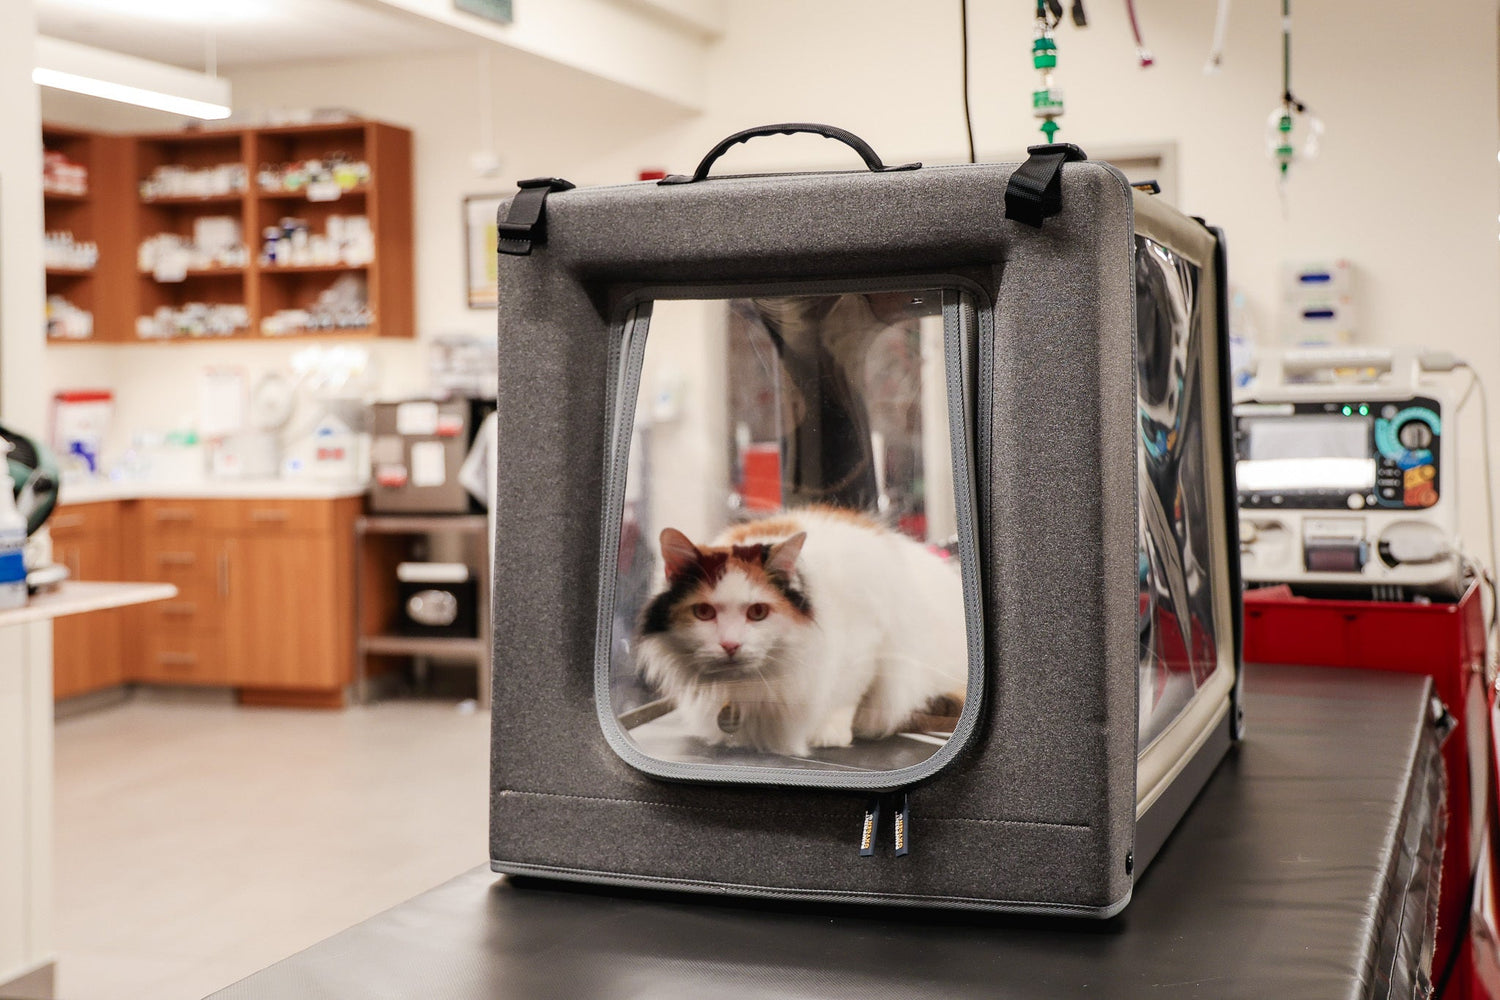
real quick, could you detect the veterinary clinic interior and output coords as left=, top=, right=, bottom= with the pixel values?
left=0, top=1, right=1497, bottom=998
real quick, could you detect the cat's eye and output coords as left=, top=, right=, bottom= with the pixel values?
left=745, top=603, right=770, bottom=622
left=691, top=603, right=716, bottom=621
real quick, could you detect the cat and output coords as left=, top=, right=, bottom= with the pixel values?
left=632, top=506, right=968, bottom=756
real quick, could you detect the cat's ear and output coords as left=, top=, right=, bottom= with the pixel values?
left=659, top=528, right=701, bottom=582
left=765, top=532, right=806, bottom=577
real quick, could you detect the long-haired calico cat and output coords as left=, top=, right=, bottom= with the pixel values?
left=633, top=506, right=968, bottom=756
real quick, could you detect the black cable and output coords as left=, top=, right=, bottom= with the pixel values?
left=960, top=0, right=976, bottom=163
left=1432, top=860, right=1479, bottom=997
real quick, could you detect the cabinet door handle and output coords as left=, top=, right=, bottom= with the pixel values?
left=161, top=602, right=198, bottom=617
left=51, top=513, right=85, bottom=531
left=155, top=508, right=195, bottom=523
left=67, top=548, right=81, bottom=580
left=249, top=508, right=290, bottom=523
left=157, top=552, right=197, bottom=566
left=218, top=550, right=230, bottom=598
left=157, top=652, right=198, bottom=668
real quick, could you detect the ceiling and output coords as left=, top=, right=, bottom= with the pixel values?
left=35, top=0, right=469, bottom=71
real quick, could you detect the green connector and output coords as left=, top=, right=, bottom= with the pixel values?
left=1033, top=37, right=1057, bottom=70
left=1040, top=119, right=1060, bottom=142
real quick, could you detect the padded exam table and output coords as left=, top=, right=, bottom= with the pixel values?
left=211, top=663, right=1445, bottom=1000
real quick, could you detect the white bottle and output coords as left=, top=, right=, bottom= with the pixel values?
left=0, top=484, right=28, bottom=609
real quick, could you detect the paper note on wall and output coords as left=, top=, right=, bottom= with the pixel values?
left=396, top=401, right=440, bottom=436
left=410, top=441, right=447, bottom=487
left=200, top=368, right=246, bottom=438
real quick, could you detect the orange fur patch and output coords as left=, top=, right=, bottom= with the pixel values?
left=720, top=518, right=802, bottom=544
left=720, top=505, right=884, bottom=545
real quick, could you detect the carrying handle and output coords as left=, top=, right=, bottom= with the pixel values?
left=659, top=123, right=921, bottom=185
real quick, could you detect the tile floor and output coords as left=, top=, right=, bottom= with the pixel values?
left=46, top=692, right=491, bottom=1000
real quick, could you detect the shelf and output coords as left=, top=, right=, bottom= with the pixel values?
left=140, top=193, right=247, bottom=206
left=258, top=185, right=368, bottom=201
left=46, top=266, right=94, bottom=277
left=260, top=263, right=370, bottom=274
left=141, top=267, right=246, bottom=279
left=260, top=326, right=376, bottom=339
left=360, top=634, right=486, bottom=661
left=130, top=332, right=253, bottom=345
left=43, top=189, right=89, bottom=202
left=357, top=514, right=488, bottom=535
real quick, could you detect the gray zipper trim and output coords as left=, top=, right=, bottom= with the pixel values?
left=492, top=859, right=1131, bottom=919
left=592, top=275, right=991, bottom=791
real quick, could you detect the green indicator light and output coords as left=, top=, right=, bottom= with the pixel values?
left=1342, top=405, right=1353, bottom=416
left=1359, top=404, right=1369, bottom=416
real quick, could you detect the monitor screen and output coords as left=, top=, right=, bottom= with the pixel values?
left=1238, top=415, right=1376, bottom=493
left=1245, top=414, right=1371, bottom=461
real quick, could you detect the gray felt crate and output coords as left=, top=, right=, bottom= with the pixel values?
left=489, top=126, right=1242, bottom=917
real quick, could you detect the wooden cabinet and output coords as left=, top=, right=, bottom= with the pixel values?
left=61, top=496, right=359, bottom=703
left=50, top=502, right=128, bottom=698
left=132, top=500, right=231, bottom=685
left=355, top=514, right=491, bottom=706
left=42, top=119, right=413, bottom=345
left=43, top=124, right=134, bottom=343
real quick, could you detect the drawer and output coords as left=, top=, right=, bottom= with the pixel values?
left=136, top=633, right=227, bottom=685
left=223, top=499, right=344, bottom=535
left=139, top=499, right=231, bottom=535
left=140, top=593, right=225, bottom=634
left=137, top=540, right=223, bottom=588
left=49, top=501, right=117, bottom=541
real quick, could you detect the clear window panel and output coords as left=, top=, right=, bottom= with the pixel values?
left=607, top=290, right=976, bottom=774
left=1135, top=237, right=1223, bottom=749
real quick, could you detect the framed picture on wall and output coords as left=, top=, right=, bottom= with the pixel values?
left=465, top=195, right=504, bottom=309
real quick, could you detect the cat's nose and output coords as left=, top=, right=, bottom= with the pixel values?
left=720, top=641, right=741, bottom=656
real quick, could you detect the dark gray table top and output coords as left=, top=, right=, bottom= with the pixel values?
left=211, top=663, right=1444, bottom=1000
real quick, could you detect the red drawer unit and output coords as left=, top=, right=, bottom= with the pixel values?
left=1245, top=582, right=1490, bottom=997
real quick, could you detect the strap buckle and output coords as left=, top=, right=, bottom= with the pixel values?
left=497, top=177, right=576, bottom=256
left=1004, top=143, right=1088, bottom=229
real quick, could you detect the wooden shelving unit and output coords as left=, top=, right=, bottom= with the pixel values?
left=355, top=513, right=491, bottom=707
left=42, top=123, right=134, bottom=343
left=249, top=121, right=413, bottom=341
left=42, top=119, right=414, bottom=346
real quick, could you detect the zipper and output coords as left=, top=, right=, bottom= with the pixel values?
left=858, top=790, right=913, bottom=858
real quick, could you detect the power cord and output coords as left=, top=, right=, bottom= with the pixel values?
left=959, top=0, right=976, bottom=163
left=1455, top=361, right=1500, bottom=679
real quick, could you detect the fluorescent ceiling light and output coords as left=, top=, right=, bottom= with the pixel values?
left=43, top=0, right=269, bottom=23
left=34, top=36, right=231, bottom=120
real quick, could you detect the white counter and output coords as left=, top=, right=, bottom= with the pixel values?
left=0, top=581, right=177, bottom=627
left=59, top=478, right=367, bottom=505
left=0, top=581, right=176, bottom=992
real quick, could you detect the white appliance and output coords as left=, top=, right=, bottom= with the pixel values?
left=1235, top=346, right=1469, bottom=597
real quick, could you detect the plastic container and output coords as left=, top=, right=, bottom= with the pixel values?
left=0, top=485, right=29, bottom=609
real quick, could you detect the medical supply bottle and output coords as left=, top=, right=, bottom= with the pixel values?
left=0, top=485, right=27, bottom=609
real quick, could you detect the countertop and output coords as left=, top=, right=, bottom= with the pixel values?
left=59, top=478, right=367, bottom=504
left=0, top=580, right=177, bottom=628
left=210, top=663, right=1445, bottom=1000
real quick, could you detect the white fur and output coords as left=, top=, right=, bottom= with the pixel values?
left=634, top=509, right=968, bottom=756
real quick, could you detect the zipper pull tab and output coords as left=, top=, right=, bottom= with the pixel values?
left=893, top=792, right=912, bottom=857
left=859, top=797, right=883, bottom=857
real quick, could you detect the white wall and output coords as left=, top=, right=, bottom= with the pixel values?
left=40, top=45, right=695, bottom=462
left=35, top=1, right=1500, bottom=550
left=607, top=0, right=1500, bottom=553
left=3, top=1, right=46, bottom=431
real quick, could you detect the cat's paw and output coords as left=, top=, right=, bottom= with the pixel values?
left=808, top=706, right=856, bottom=749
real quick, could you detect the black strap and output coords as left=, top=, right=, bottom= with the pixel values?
left=1003, top=142, right=1088, bottom=229
left=497, top=177, right=576, bottom=256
